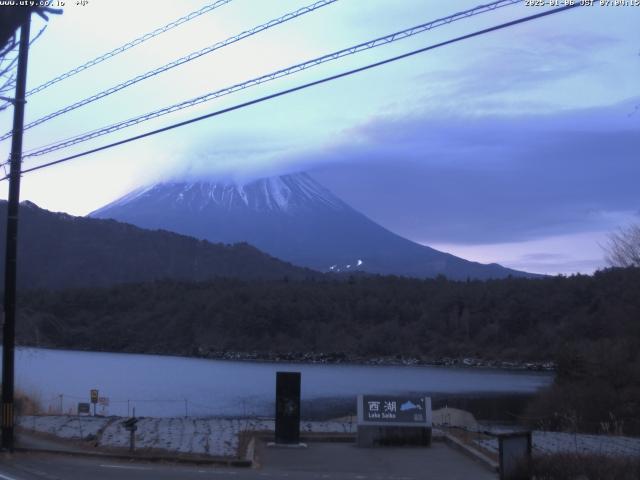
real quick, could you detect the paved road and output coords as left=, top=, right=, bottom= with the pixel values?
left=0, top=442, right=497, bottom=480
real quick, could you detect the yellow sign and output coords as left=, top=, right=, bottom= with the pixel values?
left=90, top=389, right=99, bottom=403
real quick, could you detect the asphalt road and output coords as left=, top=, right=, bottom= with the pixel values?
left=0, top=442, right=497, bottom=480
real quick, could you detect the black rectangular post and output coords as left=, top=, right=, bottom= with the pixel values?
left=498, top=431, right=532, bottom=480
left=275, top=371, right=301, bottom=445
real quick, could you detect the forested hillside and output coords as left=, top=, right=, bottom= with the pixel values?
left=0, top=201, right=316, bottom=289
left=15, top=267, right=639, bottom=363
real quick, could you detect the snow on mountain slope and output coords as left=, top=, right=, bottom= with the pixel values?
left=90, top=172, right=532, bottom=280
left=93, top=173, right=346, bottom=216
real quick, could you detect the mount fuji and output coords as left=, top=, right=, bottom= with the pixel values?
left=90, top=172, right=531, bottom=280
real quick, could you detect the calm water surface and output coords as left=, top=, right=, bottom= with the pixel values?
left=9, top=347, right=553, bottom=417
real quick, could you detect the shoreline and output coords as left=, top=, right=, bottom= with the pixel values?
left=196, top=350, right=556, bottom=371
left=15, top=344, right=556, bottom=372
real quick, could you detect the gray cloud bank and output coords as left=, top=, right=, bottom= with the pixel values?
left=308, top=98, right=640, bottom=245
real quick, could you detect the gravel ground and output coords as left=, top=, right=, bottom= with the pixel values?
left=17, top=415, right=355, bottom=458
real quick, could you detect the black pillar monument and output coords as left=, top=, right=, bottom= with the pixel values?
left=275, top=371, right=301, bottom=445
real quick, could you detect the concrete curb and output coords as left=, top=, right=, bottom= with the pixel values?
left=252, top=432, right=355, bottom=443
left=244, top=437, right=256, bottom=464
left=13, top=446, right=252, bottom=468
left=440, top=433, right=499, bottom=473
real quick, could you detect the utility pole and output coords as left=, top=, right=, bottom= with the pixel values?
left=2, top=14, right=31, bottom=452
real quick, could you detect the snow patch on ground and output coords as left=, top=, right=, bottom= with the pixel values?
left=18, top=415, right=108, bottom=440
left=17, top=416, right=354, bottom=458
left=20, top=416, right=640, bottom=459
left=475, top=431, right=640, bottom=458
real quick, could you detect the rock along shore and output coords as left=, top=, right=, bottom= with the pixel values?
left=193, top=349, right=556, bottom=372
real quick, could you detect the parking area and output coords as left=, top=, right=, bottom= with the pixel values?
left=257, top=441, right=498, bottom=480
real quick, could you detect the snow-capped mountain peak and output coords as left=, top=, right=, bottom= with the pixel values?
left=93, top=172, right=346, bottom=216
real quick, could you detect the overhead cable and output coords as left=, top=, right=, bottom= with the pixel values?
left=25, top=0, right=234, bottom=97
left=0, top=0, right=337, bottom=142
left=21, top=0, right=524, bottom=158
left=2, top=4, right=581, bottom=181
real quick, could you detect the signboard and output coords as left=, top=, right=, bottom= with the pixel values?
left=90, top=389, right=99, bottom=404
left=358, top=395, right=432, bottom=427
left=77, top=402, right=90, bottom=415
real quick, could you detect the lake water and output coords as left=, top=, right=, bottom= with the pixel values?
left=9, top=347, right=553, bottom=418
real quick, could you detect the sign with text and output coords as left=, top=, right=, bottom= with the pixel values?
left=358, top=395, right=432, bottom=427
left=90, top=389, right=99, bottom=404
left=77, top=403, right=90, bottom=415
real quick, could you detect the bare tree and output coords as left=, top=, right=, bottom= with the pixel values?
left=604, top=224, right=640, bottom=268
left=0, top=25, right=47, bottom=112
left=0, top=6, right=61, bottom=111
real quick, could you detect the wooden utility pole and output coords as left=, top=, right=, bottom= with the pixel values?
left=2, top=14, right=31, bottom=452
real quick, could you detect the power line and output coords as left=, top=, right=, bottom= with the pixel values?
left=25, top=0, right=234, bottom=97
left=20, top=0, right=524, bottom=159
left=0, top=0, right=337, bottom=142
left=1, top=4, right=581, bottom=182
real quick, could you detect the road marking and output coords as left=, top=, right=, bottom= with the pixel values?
left=99, top=464, right=153, bottom=471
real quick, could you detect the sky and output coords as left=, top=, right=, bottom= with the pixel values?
left=0, top=0, right=638, bottom=275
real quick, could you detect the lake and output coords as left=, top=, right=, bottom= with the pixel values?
left=8, top=347, right=553, bottom=418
